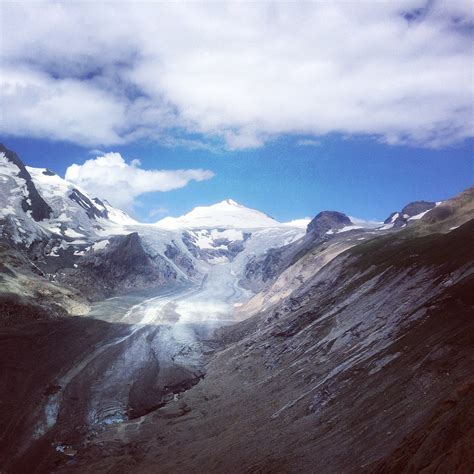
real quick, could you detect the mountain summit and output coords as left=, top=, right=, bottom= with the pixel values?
left=155, top=199, right=281, bottom=229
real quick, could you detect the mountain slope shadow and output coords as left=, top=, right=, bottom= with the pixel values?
left=0, top=306, right=211, bottom=473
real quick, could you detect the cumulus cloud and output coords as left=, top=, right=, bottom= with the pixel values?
left=1, top=67, right=126, bottom=146
left=65, top=153, right=214, bottom=209
left=1, top=1, right=473, bottom=149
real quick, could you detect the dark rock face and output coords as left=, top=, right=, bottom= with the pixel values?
left=0, top=144, right=52, bottom=221
left=401, top=200, right=436, bottom=217
left=0, top=293, right=68, bottom=325
left=306, top=211, right=352, bottom=237
left=423, top=205, right=453, bottom=224
left=181, top=232, right=200, bottom=259
left=68, top=188, right=108, bottom=220
left=242, top=211, right=352, bottom=292
left=242, top=247, right=286, bottom=291
left=383, top=211, right=398, bottom=225
left=62, top=233, right=177, bottom=299
left=164, top=243, right=196, bottom=277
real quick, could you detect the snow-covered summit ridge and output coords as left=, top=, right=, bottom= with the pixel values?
left=155, top=199, right=283, bottom=229
left=26, top=166, right=138, bottom=227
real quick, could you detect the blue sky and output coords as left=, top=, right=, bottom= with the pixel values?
left=4, top=134, right=473, bottom=222
left=1, top=2, right=473, bottom=222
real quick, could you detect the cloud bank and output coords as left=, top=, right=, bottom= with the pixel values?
left=65, top=153, right=214, bottom=209
left=1, top=1, right=473, bottom=149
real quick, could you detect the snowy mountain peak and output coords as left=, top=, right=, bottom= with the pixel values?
left=25, top=165, right=138, bottom=227
left=155, top=199, right=281, bottom=229
left=221, top=198, right=240, bottom=207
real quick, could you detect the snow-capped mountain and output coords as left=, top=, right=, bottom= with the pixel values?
left=0, top=144, right=137, bottom=250
left=155, top=199, right=281, bottom=229
left=26, top=166, right=138, bottom=238
left=0, top=144, right=306, bottom=300
left=0, top=142, right=455, bottom=304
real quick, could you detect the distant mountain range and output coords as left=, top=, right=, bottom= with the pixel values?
left=1, top=142, right=452, bottom=303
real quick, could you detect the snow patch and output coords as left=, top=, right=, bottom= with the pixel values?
left=91, top=240, right=110, bottom=252
left=408, top=209, right=431, bottom=221
left=63, top=228, right=85, bottom=238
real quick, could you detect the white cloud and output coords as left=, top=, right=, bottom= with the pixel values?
left=65, top=152, right=214, bottom=209
left=1, top=1, right=473, bottom=149
left=349, top=216, right=383, bottom=228
left=1, top=67, right=126, bottom=145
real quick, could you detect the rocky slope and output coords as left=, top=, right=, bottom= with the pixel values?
left=0, top=144, right=52, bottom=222
left=383, top=200, right=437, bottom=228
left=240, top=209, right=379, bottom=297
left=58, top=233, right=179, bottom=300
left=239, top=188, right=473, bottom=318
left=0, top=239, right=89, bottom=326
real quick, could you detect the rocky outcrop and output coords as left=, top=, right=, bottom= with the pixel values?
left=384, top=200, right=436, bottom=228
left=306, top=210, right=352, bottom=237
left=182, top=230, right=251, bottom=263
left=421, top=187, right=474, bottom=229
left=61, top=233, right=177, bottom=300
left=164, top=242, right=196, bottom=277
left=68, top=188, right=108, bottom=220
left=241, top=246, right=288, bottom=292
left=241, top=211, right=353, bottom=292
left=0, top=240, right=89, bottom=324
left=401, top=200, right=436, bottom=217
left=0, top=144, right=52, bottom=222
